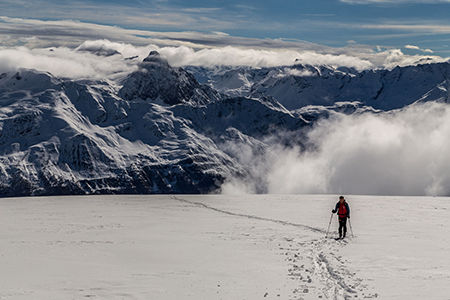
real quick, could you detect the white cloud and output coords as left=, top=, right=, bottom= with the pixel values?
left=405, top=44, right=434, bottom=53
left=159, top=46, right=375, bottom=70
left=224, top=102, right=450, bottom=196
left=405, top=45, right=420, bottom=50
left=0, top=38, right=445, bottom=82
left=294, top=102, right=450, bottom=196
left=361, top=23, right=450, bottom=35
left=0, top=39, right=372, bottom=79
left=0, top=43, right=145, bottom=80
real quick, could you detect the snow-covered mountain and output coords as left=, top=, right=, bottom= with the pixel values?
left=0, top=51, right=449, bottom=196
left=0, top=61, right=240, bottom=196
left=190, top=62, right=450, bottom=110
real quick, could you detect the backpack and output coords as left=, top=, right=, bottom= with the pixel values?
left=338, top=202, right=348, bottom=217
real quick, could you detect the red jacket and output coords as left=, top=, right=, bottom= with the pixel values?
left=333, top=201, right=350, bottom=218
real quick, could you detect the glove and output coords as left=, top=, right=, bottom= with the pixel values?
left=332, top=209, right=336, bottom=213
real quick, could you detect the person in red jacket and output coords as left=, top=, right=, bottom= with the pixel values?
left=332, top=196, right=350, bottom=239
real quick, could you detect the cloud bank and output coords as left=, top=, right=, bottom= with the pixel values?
left=222, top=102, right=450, bottom=196
left=0, top=43, right=142, bottom=80
left=0, top=17, right=448, bottom=79
left=0, top=38, right=447, bottom=82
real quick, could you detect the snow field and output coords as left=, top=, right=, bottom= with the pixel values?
left=0, top=194, right=449, bottom=299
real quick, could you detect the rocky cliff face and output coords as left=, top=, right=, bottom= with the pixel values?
left=0, top=52, right=449, bottom=196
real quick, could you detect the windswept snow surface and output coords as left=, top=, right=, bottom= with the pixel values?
left=0, top=195, right=449, bottom=299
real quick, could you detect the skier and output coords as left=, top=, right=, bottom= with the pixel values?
left=332, top=196, right=350, bottom=239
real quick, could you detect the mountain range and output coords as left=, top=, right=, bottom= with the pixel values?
left=0, top=50, right=449, bottom=196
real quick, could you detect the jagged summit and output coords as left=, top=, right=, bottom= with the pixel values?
left=142, top=50, right=168, bottom=65
left=119, top=51, right=218, bottom=106
left=141, top=51, right=172, bottom=70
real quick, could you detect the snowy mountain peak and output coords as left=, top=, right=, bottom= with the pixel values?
left=119, top=51, right=218, bottom=106
left=147, top=50, right=161, bottom=57
left=141, top=50, right=171, bottom=69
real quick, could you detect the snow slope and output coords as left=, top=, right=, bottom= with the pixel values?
left=0, top=194, right=448, bottom=299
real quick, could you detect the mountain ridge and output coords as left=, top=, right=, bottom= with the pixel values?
left=189, top=61, right=450, bottom=110
left=0, top=52, right=449, bottom=196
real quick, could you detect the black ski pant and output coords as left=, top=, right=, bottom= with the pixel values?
left=338, top=216, right=348, bottom=238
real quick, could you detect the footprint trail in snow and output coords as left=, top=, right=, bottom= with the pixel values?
left=173, top=196, right=378, bottom=299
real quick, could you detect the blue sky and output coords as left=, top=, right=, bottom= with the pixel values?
left=1, top=0, right=450, bottom=57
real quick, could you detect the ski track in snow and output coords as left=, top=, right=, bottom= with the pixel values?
left=173, top=196, right=323, bottom=234
left=173, top=196, right=377, bottom=300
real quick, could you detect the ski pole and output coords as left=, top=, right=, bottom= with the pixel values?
left=325, top=212, right=333, bottom=238
left=348, top=218, right=354, bottom=238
